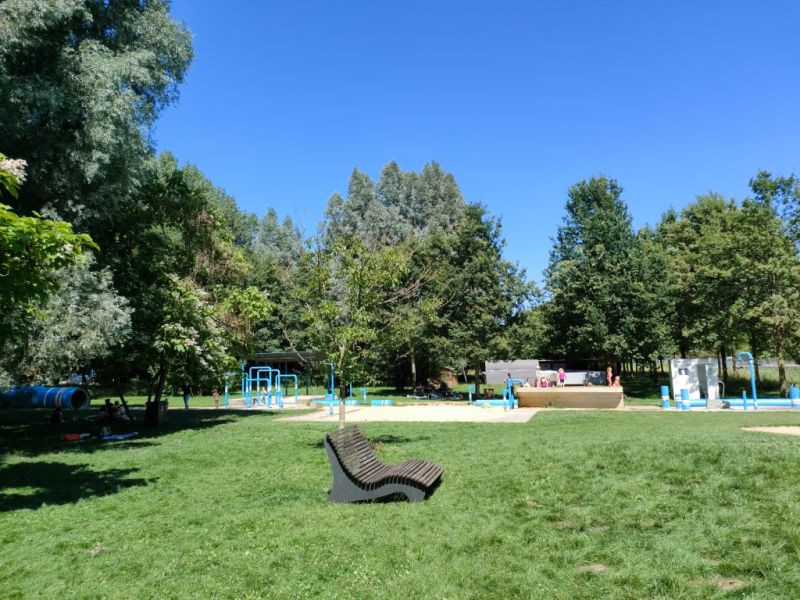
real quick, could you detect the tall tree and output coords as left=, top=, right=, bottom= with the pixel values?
left=737, top=179, right=800, bottom=394
left=441, top=204, right=534, bottom=392
left=543, top=176, right=636, bottom=364
left=323, top=161, right=466, bottom=250
left=0, top=154, right=97, bottom=369
left=19, top=256, right=132, bottom=384
left=295, top=235, right=413, bottom=428
left=750, top=171, right=800, bottom=250
left=656, top=195, right=741, bottom=375
left=0, top=0, right=193, bottom=227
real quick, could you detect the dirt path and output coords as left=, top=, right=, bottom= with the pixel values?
left=278, top=404, right=540, bottom=423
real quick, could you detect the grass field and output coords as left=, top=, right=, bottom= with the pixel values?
left=3, top=403, right=800, bottom=599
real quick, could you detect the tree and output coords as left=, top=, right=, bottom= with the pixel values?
left=323, top=161, right=466, bottom=251
left=736, top=180, right=800, bottom=394
left=20, top=256, right=132, bottom=384
left=0, top=0, right=193, bottom=227
left=296, top=235, right=413, bottom=428
left=656, top=195, right=741, bottom=376
left=543, top=176, right=636, bottom=364
left=750, top=171, right=800, bottom=250
left=148, top=275, right=233, bottom=403
left=378, top=238, right=447, bottom=389
left=96, top=154, right=253, bottom=404
left=0, top=154, right=97, bottom=353
left=441, top=204, right=534, bottom=392
left=625, top=227, right=675, bottom=374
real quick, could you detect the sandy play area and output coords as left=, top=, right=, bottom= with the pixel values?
left=279, top=404, right=540, bottom=423
left=742, top=426, right=800, bottom=436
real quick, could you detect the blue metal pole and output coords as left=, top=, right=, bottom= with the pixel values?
left=506, top=378, right=524, bottom=409
left=660, top=385, right=670, bottom=409
left=250, top=367, right=275, bottom=408
left=241, top=360, right=246, bottom=407
left=324, top=363, right=335, bottom=401
left=680, top=388, right=690, bottom=411
left=737, top=352, right=758, bottom=410
left=468, top=385, right=474, bottom=404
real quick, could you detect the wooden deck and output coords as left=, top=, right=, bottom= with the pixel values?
left=515, top=386, right=624, bottom=409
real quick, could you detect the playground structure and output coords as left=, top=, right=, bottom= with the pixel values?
left=473, top=378, right=522, bottom=409
left=233, top=361, right=301, bottom=409
left=664, top=352, right=800, bottom=410
left=0, top=386, right=91, bottom=410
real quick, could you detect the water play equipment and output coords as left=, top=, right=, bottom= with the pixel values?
left=664, top=352, right=798, bottom=410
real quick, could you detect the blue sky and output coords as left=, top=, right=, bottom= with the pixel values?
left=154, top=0, right=800, bottom=284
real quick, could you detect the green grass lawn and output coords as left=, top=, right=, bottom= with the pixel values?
left=3, top=406, right=800, bottom=598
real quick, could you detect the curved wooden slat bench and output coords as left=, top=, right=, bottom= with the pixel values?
left=324, top=427, right=443, bottom=503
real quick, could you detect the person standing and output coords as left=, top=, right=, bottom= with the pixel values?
left=182, top=380, right=193, bottom=410
left=558, top=368, right=566, bottom=388
left=606, top=367, right=613, bottom=387
left=212, top=388, right=220, bottom=409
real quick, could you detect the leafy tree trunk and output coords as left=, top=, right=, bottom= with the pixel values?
left=776, top=328, right=788, bottom=396
left=473, top=359, right=482, bottom=396
left=153, top=358, right=168, bottom=403
left=778, top=357, right=787, bottom=397
left=410, top=345, right=418, bottom=389
left=338, top=383, right=347, bottom=430
left=720, top=345, right=728, bottom=381
left=113, top=377, right=132, bottom=421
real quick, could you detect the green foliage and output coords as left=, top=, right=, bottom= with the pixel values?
left=751, top=170, right=800, bottom=247
left=153, top=275, right=233, bottom=384
left=0, top=152, right=25, bottom=200
left=440, top=204, right=535, bottom=387
left=0, top=0, right=193, bottom=221
left=20, top=256, right=132, bottom=384
left=658, top=194, right=741, bottom=359
left=0, top=202, right=97, bottom=341
left=544, top=177, right=637, bottom=361
left=296, top=235, right=415, bottom=422
left=220, top=285, right=274, bottom=356
left=324, top=161, right=466, bottom=249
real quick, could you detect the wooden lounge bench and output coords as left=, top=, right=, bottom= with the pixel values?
left=324, top=427, right=443, bottom=503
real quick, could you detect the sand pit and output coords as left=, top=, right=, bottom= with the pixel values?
left=278, top=404, right=539, bottom=424
left=742, top=426, right=800, bottom=436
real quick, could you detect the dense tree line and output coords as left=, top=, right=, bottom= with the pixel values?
left=2, top=1, right=799, bottom=404
left=540, top=175, right=800, bottom=393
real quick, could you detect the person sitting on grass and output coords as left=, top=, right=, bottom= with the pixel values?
left=113, top=401, right=129, bottom=422
left=95, top=406, right=111, bottom=424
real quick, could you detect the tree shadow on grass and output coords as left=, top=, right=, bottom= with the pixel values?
left=0, top=408, right=273, bottom=460
left=0, top=461, right=150, bottom=512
